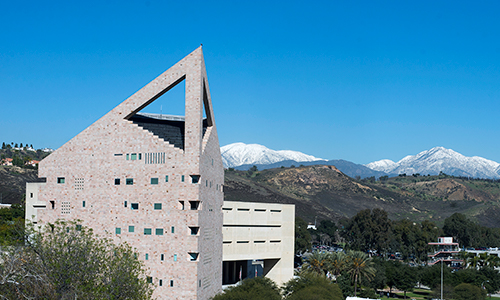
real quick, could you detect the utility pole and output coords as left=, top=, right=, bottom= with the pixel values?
left=441, top=259, right=443, bottom=300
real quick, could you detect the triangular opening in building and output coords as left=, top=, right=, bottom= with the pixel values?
left=128, top=77, right=188, bottom=150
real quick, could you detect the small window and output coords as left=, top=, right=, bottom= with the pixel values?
left=190, top=175, right=200, bottom=184
left=76, top=224, right=82, bottom=231
left=161, top=254, right=164, bottom=261
left=30, top=193, right=33, bottom=198
left=138, top=153, right=142, bottom=160
left=126, top=178, right=133, bottom=185
left=151, top=178, right=159, bottom=185
left=170, top=280, right=174, bottom=287
left=144, top=228, right=152, bottom=235
left=131, top=153, right=137, bottom=160
left=199, top=280, right=202, bottom=287
left=171, top=226, right=175, bottom=234
left=181, top=175, right=185, bottom=182
left=128, top=225, right=134, bottom=233
left=179, top=201, right=185, bottom=210
left=131, top=203, right=139, bottom=210
left=50, top=201, right=55, bottom=209
left=115, top=228, right=121, bottom=234
left=156, top=228, right=164, bottom=235
left=126, top=154, right=129, bottom=160
left=188, top=252, right=199, bottom=261
left=189, top=201, right=200, bottom=210
left=159, top=279, right=163, bottom=286
left=115, top=178, right=120, bottom=185
left=57, top=177, right=65, bottom=184
left=82, top=201, right=86, bottom=208
left=145, top=253, right=149, bottom=260
left=124, top=201, right=127, bottom=208
left=173, top=254, right=177, bottom=262
left=190, top=227, right=199, bottom=235
left=154, top=203, right=162, bottom=210
left=147, top=276, right=152, bottom=284
left=165, top=175, right=169, bottom=182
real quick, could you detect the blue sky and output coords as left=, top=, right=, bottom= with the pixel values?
left=1, top=0, right=499, bottom=164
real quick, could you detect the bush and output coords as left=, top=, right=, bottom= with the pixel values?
left=212, top=277, right=281, bottom=300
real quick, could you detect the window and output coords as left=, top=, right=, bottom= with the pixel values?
left=131, top=153, right=137, bottom=160
left=126, top=178, right=133, bottom=185
left=159, top=279, right=163, bottom=286
left=173, top=254, right=177, bottom=262
left=154, top=203, right=162, bottom=210
left=188, top=252, right=199, bottom=261
left=170, top=280, right=174, bottom=287
left=131, top=203, right=139, bottom=210
left=50, top=201, right=55, bottom=209
left=190, top=227, right=199, bottom=235
left=145, top=253, right=149, bottom=260
left=30, top=193, right=33, bottom=198
left=115, top=178, right=120, bottom=185
left=57, top=177, right=65, bottom=184
left=190, top=175, right=200, bottom=184
left=128, top=225, right=134, bottom=233
left=179, top=201, right=184, bottom=210
left=189, top=201, right=200, bottom=210
left=165, top=175, right=169, bottom=182
left=151, top=178, right=159, bottom=185
left=199, top=280, right=202, bottom=287
left=126, top=154, right=129, bottom=160
left=161, top=254, right=164, bottom=261
left=124, top=201, right=127, bottom=208
left=144, top=228, right=152, bottom=235
left=156, top=228, right=164, bottom=235
left=115, top=228, right=121, bottom=234
left=82, top=201, right=85, bottom=208
left=138, top=153, right=142, bottom=160
left=171, top=226, right=175, bottom=234
left=147, top=277, right=152, bottom=284
left=181, top=175, right=185, bottom=182
left=76, top=224, right=82, bottom=231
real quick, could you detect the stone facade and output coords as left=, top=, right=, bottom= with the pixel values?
left=28, top=47, right=224, bottom=300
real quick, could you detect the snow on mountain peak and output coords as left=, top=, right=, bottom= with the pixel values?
left=221, top=142, right=325, bottom=168
left=366, top=147, right=500, bottom=178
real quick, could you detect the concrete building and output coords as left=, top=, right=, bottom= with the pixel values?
left=222, top=201, right=294, bottom=286
left=428, top=237, right=463, bottom=269
left=26, top=47, right=224, bottom=300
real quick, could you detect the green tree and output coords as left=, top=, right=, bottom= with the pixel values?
left=301, top=251, right=331, bottom=276
left=342, top=208, right=392, bottom=254
left=345, top=251, right=375, bottom=297
left=212, top=276, right=281, bottom=300
left=443, top=213, right=479, bottom=247
left=316, top=220, right=337, bottom=242
left=0, top=221, right=152, bottom=299
left=283, top=273, right=344, bottom=300
left=393, top=263, right=418, bottom=299
left=295, top=217, right=311, bottom=254
left=453, top=283, right=486, bottom=300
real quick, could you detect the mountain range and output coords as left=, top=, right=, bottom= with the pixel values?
left=221, top=143, right=500, bottom=179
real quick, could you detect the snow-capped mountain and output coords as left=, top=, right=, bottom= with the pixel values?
left=366, top=147, right=500, bottom=178
left=221, top=142, right=325, bottom=168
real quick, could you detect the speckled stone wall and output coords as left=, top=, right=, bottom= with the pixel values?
left=36, top=47, right=223, bottom=300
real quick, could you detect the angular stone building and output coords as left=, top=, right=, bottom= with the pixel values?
left=26, top=47, right=224, bottom=300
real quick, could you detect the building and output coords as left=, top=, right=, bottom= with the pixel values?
left=1, top=158, right=13, bottom=166
left=428, top=237, right=463, bottom=269
left=26, top=47, right=224, bottom=300
left=222, top=201, right=294, bottom=286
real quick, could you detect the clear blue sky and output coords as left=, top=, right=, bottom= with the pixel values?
left=1, top=0, right=499, bottom=164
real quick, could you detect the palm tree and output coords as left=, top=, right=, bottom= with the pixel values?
left=330, top=251, right=347, bottom=279
left=345, top=251, right=376, bottom=297
left=301, top=251, right=331, bottom=276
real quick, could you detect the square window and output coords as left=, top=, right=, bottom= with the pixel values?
left=156, top=228, right=164, bottom=235
left=190, top=227, right=199, bottom=235
left=189, top=201, right=200, bottom=210
left=190, top=175, right=200, bottom=184
left=82, top=201, right=85, bottom=208
left=128, top=225, right=134, bottom=233
left=115, top=178, right=120, bottom=185
left=171, top=226, right=175, bottom=234
left=181, top=175, right=185, bottom=182
left=147, top=276, right=152, bottom=284
left=144, top=228, right=152, bottom=235
left=57, top=177, right=65, bottom=184
left=131, top=203, right=139, bottom=210
left=189, top=252, right=198, bottom=261
left=126, top=178, right=133, bottom=185
left=165, top=175, right=169, bottom=182
left=76, top=224, right=82, bottom=231
left=154, top=203, right=162, bottom=210
left=151, top=178, right=159, bottom=185
left=145, top=253, right=149, bottom=260
left=131, top=153, right=137, bottom=160
left=115, top=228, right=121, bottom=234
